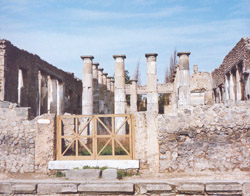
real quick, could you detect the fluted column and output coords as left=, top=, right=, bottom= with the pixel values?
left=103, top=73, right=108, bottom=114
left=98, top=68, right=104, bottom=114
left=81, top=55, right=94, bottom=114
left=145, top=53, right=158, bottom=113
left=177, top=52, right=191, bottom=109
left=236, top=66, right=242, bottom=100
left=229, top=71, right=235, bottom=100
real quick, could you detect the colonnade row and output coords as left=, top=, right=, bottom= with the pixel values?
left=214, top=61, right=250, bottom=103
left=81, top=52, right=192, bottom=115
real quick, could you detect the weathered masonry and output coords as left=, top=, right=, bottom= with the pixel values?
left=0, top=40, right=82, bottom=117
left=212, top=37, right=250, bottom=102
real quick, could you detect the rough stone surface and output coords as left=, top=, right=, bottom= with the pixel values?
left=157, top=102, right=250, bottom=173
left=78, top=183, right=134, bottom=193
left=37, top=183, right=77, bottom=194
left=12, top=184, right=36, bottom=194
left=0, top=101, right=55, bottom=173
left=66, top=169, right=101, bottom=180
left=102, top=168, right=117, bottom=180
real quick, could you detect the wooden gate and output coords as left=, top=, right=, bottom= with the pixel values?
left=56, top=114, right=135, bottom=160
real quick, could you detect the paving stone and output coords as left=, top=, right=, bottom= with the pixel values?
left=102, top=168, right=117, bottom=180
left=37, top=183, right=77, bottom=194
left=206, top=183, right=242, bottom=192
left=78, top=183, right=134, bottom=193
left=12, top=183, right=36, bottom=194
left=137, top=183, right=173, bottom=194
left=243, top=183, right=250, bottom=196
left=177, top=183, right=204, bottom=193
left=0, top=183, right=12, bottom=194
left=66, top=169, right=100, bottom=180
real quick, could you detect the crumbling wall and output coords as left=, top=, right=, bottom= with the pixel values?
left=158, top=102, right=250, bottom=174
left=0, top=101, right=56, bottom=173
left=0, top=40, right=82, bottom=117
left=212, top=37, right=250, bottom=87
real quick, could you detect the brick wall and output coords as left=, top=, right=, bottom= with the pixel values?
left=0, top=40, right=82, bottom=117
left=212, top=37, right=250, bottom=87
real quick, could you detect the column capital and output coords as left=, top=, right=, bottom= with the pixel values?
left=177, top=52, right=191, bottom=57
left=130, top=79, right=138, bottom=83
left=103, top=73, right=108, bottom=76
left=92, top=62, right=99, bottom=67
left=113, top=55, right=126, bottom=59
left=80, top=55, right=94, bottom=60
left=98, top=68, right=104, bottom=72
left=145, top=53, right=158, bottom=58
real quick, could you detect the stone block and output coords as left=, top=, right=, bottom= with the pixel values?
left=37, top=183, right=77, bottom=194
left=243, top=183, right=250, bottom=196
left=102, top=169, right=117, bottom=180
left=12, top=184, right=36, bottom=194
left=0, top=183, right=12, bottom=194
left=206, top=183, right=242, bottom=192
left=177, top=183, right=204, bottom=193
left=78, top=183, right=134, bottom=193
left=137, top=183, right=172, bottom=194
left=66, top=169, right=100, bottom=180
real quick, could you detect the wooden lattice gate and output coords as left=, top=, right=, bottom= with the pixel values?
left=56, top=114, right=135, bottom=160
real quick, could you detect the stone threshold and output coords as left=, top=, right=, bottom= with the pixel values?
left=0, top=180, right=249, bottom=195
left=48, top=160, right=139, bottom=170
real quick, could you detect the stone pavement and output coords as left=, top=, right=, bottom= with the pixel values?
left=1, top=178, right=250, bottom=195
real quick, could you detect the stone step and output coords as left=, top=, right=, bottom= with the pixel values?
left=65, top=169, right=101, bottom=180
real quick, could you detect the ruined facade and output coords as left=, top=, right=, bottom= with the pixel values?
left=0, top=40, right=82, bottom=117
left=212, top=37, right=250, bottom=102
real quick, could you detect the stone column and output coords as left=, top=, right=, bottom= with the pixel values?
left=103, top=73, right=108, bottom=114
left=38, top=71, right=42, bottom=116
left=130, top=79, right=138, bottom=112
left=229, top=71, right=235, bottom=100
left=107, top=77, right=112, bottom=113
left=145, top=53, right=158, bottom=113
left=98, top=68, right=104, bottom=114
left=236, top=66, right=242, bottom=100
left=110, top=79, right=115, bottom=113
left=18, top=69, right=24, bottom=105
left=113, top=55, right=126, bottom=135
left=81, top=55, right=94, bottom=115
left=92, top=63, right=99, bottom=114
left=224, top=75, right=229, bottom=100
left=177, top=52, right=191, bottom=109
left=47, top=75, right=52, bottom=114
left=113, top=55, right=126, bottom=114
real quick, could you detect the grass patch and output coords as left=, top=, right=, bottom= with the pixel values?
left=82, top=165, right=108, bottom=171
left=55, top=171, right=65, bottom=177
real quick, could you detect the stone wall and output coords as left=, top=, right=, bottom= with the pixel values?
left=212, top=37, right=250, bottom=87
left=0, top=40, right=82, bottom=117
left=157, top=101, right=250, bottom=173
left=0, top=101, right=56, bottom=173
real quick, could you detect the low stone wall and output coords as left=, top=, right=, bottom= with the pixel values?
left=158, top=101, right=250, bottom=173
left=0, top=101, right=55, bottom=173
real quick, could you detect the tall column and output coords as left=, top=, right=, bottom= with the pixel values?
left=103, top=73, right=108, bottom=114
left=47, top=75, right=52, bottom=114
left=38, top=71, right=42, bottom=116
left=145, top=53, right=158, bottom=113
left=113, top=55, right=126, bottom=114
left=236, top=66, right=242, bottom=100
left=229, top=71, right=235, bottom=100
left=92, top=63, right=99, bottom=114
left=130, top=79, right=138, bottom=112
left=18, top=69, right=24, bottom=105
left=224, top=75, right=229, bottom=100
left=113, top=55, right=126, bottom=135
left=107, top=77, right=112, bottom=114
left=81, top=55, right=94, bottom=115
left=98, top=68, right=104, bottom=114
left=177, top=52, right=191, bottom=109
left=110, top=79, right=115, bottom=113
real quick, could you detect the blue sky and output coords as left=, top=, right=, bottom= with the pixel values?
left=0, top=0, right=249, bottom=84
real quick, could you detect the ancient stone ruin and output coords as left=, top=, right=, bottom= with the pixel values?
left=0, top=37, right=250, bottom=195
